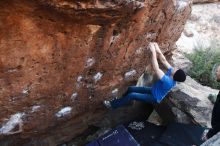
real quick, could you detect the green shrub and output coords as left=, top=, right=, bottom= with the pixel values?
left=185, top=47, right=220, bottom=89
left=208, top=94, right=218, bottom=104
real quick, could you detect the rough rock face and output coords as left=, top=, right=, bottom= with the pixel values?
left=155, top=76, right=218, bottom=127
left=177, top=2, right=220, bottom=53
left=172, top=49, right=192, bottom=72
left=0, top=0, right=192, bottom=145
left=201, top=132, right=220, bottom=146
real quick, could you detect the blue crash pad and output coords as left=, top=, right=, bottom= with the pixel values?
left=86, top=125, right=139, bottom=146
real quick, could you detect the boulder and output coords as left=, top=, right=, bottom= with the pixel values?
left=201, top=132, right=220, bottom=146
left=0, top=0, right=192, bottom=145
left=147, top=110, right=163, bottom=125
left=172, top=49, right=192, bottom=72
left=155, top=76, right=218, bottom=127
left=183, top=28, right=194, bottom=37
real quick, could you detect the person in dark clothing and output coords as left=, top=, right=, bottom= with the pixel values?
left=206, top=64, right=220, bottom=139
left=207, top=91, right=220, bottom=138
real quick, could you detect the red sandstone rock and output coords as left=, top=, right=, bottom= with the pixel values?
left=0, top=0, right=192, bottom=145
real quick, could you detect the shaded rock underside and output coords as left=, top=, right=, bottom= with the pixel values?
left=0, top=0, right=192, bottom=145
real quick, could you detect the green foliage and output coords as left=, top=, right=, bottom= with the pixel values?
left=208, top=94, right=218, bottom=104
left=185, top=47, right=220, bottom=89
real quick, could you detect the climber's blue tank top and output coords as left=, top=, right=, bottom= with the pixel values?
left=152, top=68, right=176, bottom=103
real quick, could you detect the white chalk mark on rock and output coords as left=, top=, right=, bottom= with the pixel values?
left=112, top=88, right=118, bottom=95
left=56, top=107, right=72, bottom=118
left=125, top=70, right=137, bottom=79
left=135, top=47, right=144, bottom=55
left=94, top=72, right=103, bottom=82
left=22, top=89, right=29, bottom=94
left=0, top=113, right=24, bottom=135
left=146, top=32, right=157, bottom=39
left=136, top=1, right=145, bottom=7
left=86, top=57, right=95, bottom=67
left=110, top=34, right=120, bottom=46
left=7, top=68, right=18, bottom=73
left=76, top=75, right=83, bottom=88
left=22, top=85, right=31, bottom=95
left=71, top=92, right=78, bottom=102
left=31, top=105, right=41, bottom=113
left=77, top=76, right=83, bottom=82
